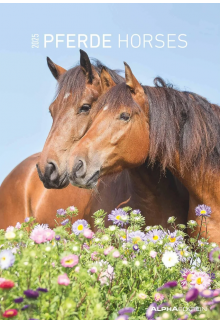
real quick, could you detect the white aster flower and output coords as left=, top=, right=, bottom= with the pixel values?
left=0, top=250, right=15, bottom=269
left=101, top=235, right=110, bottom=242
left=162, top=251, right=179, bottom=268
left=34, top=224, right=49, bottom=230
left=109, top=226, right=116, bottom=232
left=189, top=220, right=197, bottom=225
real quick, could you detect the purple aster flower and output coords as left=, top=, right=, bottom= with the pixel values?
left=210, top=305, right=217, bottom=310
left=55, top=235, right=60, bottom=241
left=118, top=307, right=134, bottom=316
left=157, top=302, right=170, bottom=310
left=167, top=230, right=183, bottom=247
left=83, top=243, right=90, bottom=250
left=24, top=290, right=39, bottom=299
left=146, top=302, right=157, bottom=320
left=57, top=208, right=66, bottom=216
left=145, top=229, right=164, bottom=243
left=208, top=272, right=216, bottom=280
left=195, top=204, right=211, bottom=217
left=209, top=247, right=220, bottom=262
left=133, top=244, right=139, bottom=252
left=185, top=288, right=199, bottom=302
left=118, top=229, right=127, bottom=241
left=72, top=219, right=88, bottom=235
left=128, top=231, right=146, bottom=244
left=200, top=289, right=213, bottom=298
left=61, top=219, right=69, bottom=226
left=21, top=305, right=30, bottom=311
left=115, top=315, right=129, bottom=320
left=15, top=222, right=21, bottom=229
left=175, top=247, right=189, bottom=262
left=213, top=296, right=220, bottom=304
left=24, top=217, right=30, bottom=223
left=14, top=297, right=24, bottom=303
left=132, top=209, right=141, bottom=214
left=108, top=208, right=129, bottom=227
left=157, top=281, right=177, bottom=291
left=37, top=288, right=48, bottom=293
left=198, top=240, right=208, bottom=247
left=190, top=308, right=198, bottom=315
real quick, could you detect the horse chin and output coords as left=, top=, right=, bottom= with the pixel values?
left=69, top=170, right=100, bottom=190
left=42, top=174, right=70, bottom=190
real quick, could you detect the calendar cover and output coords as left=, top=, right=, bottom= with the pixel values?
left=0, top=3, right=220, bottom=320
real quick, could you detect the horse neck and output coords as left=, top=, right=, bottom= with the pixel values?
left=92, top=163, right=188, bottom=227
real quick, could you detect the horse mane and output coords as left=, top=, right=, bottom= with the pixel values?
left=55, top=59, right=124, bottom=104
left=143, top=78, right=220, bottom=175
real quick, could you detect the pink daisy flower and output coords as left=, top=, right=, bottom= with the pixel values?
left=83, top=229, right=94, bottom=239
left=104, top=246, right=114, bottom=256
left=180, top=268, right=195, bottom=288
left=154, top=292, right=164, bottom=302
left=30, top=228, right=47, bottom=244
left=6, top=226, right=14, bottom=233
left=91, top=251, right=98, bottom=261
left=61, top=254, right=79, bottom=268
left=44, top=229, right=55, bottom=241
left=191, top=272, right=211, bottom=291
left=57, top=273, right=70, bottom=286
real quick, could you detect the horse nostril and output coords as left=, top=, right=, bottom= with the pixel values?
left=73, top=159, right=86, bottom=179
left=45, top=161, right=59, bottom=182
left=75, top=160, right=83, bottom=172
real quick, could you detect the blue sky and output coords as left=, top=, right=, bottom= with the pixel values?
left=0, top=4, right=219, bottom=183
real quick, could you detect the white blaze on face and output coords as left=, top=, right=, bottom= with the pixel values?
left=63, top=93, right=70, bottom=100
left=103, top=106, right=108, bottom=111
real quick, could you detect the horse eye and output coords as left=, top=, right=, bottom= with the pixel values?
left=79, top=104, right=91, bottom=113
left=119, top=112, right=130, bottom=121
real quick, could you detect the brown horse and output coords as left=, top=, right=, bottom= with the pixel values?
left=68, top=62, right=220, bottom=243
left=37, top=53, right=188, bottom=229
left=0, top=51, right=124, bottom=229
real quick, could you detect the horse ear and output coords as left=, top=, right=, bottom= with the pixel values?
left=47, top=57, right=66, bottom=80
left=100, top=67, right=116, bottom=93
left=80, top=49, right=93, bottom=84
left=124, top=62, right=143, bottom=95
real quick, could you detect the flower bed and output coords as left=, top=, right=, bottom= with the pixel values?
left=0, top=206, right=220, bottom=320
